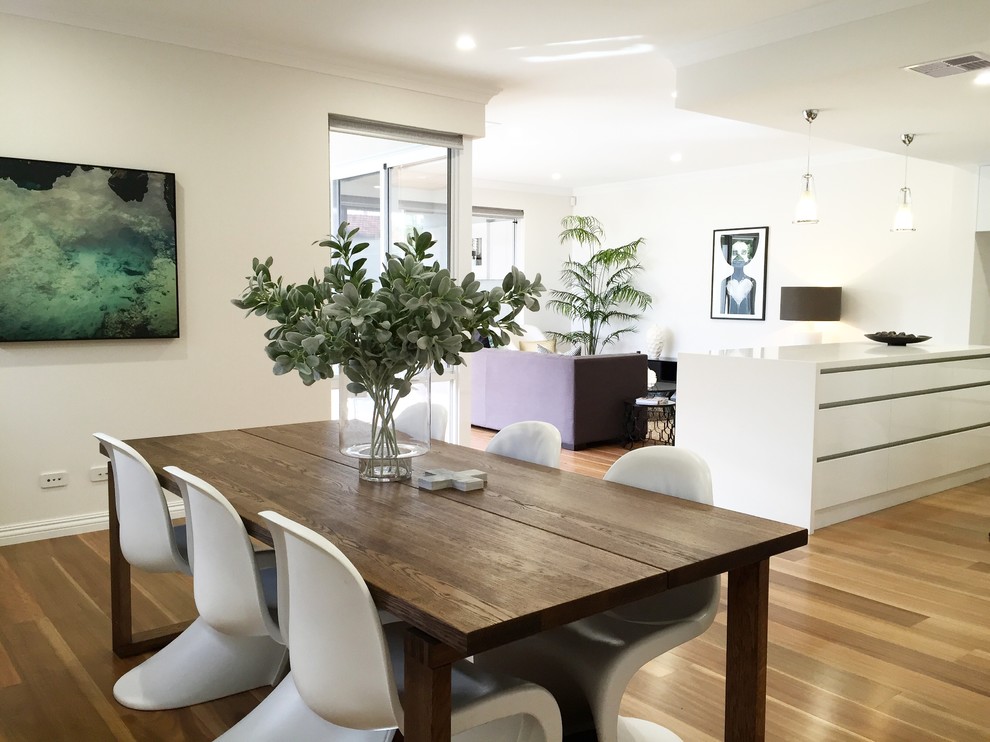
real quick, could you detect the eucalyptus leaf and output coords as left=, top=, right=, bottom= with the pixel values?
left=234, top=221, right=544, bottom=388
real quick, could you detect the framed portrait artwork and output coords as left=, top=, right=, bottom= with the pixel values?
left=710, top=226, right=769, bottom=321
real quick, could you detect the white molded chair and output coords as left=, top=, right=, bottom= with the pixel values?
left=475, top=447, right=720, bottom=742
left=218, top=509, right=562, bottom=742
left=394, top=402, right=448, bottom=442
left=111, top=466, right=288, bottom=710
left=485, top=421, right=561, bottom=468
left=94, top=432, right=190, bottom=576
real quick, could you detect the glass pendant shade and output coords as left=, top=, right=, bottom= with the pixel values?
left=794, top=109, right=820, bottom=224
left=892, top=186, right=915, bottom=231
left=892, top=133, right=916, bottom=232
left=794, top=173, right=819, bottom=224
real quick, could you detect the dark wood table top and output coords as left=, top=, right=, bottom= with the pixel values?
left=127, top=421, right=807, bottom=656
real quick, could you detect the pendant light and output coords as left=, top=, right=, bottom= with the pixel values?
left=794, top=109, right=820, bottom=224
left=892, top=134, right=916, bottom=232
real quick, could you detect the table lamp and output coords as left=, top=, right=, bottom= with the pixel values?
left=780, top=286, right=841, bottom=344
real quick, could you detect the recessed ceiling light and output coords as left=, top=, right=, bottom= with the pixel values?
left=546, top=35, right=642, bottom=48
left=523, top=43, right=652, bottom=63
left=976, top=70, right=990, bottom=85
left=551, top=173, right=562, bottom=181
left=456, top=34, right=476, bottom=51
left=669, top=153, right=683, bottom=163
left=670, top=90, right=678, bottom=99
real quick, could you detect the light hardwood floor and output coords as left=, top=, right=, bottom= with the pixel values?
left=1, top=432, right=987, bottom=741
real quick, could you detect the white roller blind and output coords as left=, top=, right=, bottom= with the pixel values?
left=328, top=114, right=464, bottom=150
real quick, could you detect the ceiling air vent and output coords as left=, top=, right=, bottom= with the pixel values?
left=906, top=52, right=990, bottom=78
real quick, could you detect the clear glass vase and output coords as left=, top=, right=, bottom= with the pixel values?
left=338, top=369, right=431, bottom=482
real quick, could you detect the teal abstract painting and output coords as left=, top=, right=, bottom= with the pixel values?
left=0, top=156, right=178, bottom=342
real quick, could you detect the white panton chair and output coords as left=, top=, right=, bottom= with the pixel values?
left=475, top=447, right=720, bottom=742
left=485, top=421, right=561, bottom=468
left=94, top=432, right=191, bottom=575
left=394, top=402, right=449, bottom=442
left=217, top=509, right=562, bottom=742
left=111, top=466, right=287, bottom=710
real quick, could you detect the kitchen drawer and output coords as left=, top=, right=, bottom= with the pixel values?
left=818, top=355, right=990, bottom=405
left=813, top=449, right=889, bottom=509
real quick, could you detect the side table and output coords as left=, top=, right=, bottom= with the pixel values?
left=624, top=398, right=676, bottom=448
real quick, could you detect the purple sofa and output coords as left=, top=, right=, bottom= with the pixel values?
left=470, top=348, right=648, bottom=450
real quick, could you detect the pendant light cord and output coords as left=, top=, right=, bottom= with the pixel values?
left=901, top=133, right=913, bottom=189
left=802, top=109, right=818, bottom=177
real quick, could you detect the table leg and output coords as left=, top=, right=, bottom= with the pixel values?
left=404, top=628, right=456, bottom=742
left=108, top=463, right=188, bottom=658
left=724, top=558, right=769, bottom=741
left=109, top=464, right=133, bottom=656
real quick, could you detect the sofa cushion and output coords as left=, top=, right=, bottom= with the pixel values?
left=522, top=339, right=557, bottom=353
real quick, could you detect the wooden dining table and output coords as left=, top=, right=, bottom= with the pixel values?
left=103, top=420, right=808, bottom=741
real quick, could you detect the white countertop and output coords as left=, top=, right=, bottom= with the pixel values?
left=682, top=342, right=990, bottom=369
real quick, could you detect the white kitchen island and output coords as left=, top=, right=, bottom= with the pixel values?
left=677, top=342, right=990, bottom=531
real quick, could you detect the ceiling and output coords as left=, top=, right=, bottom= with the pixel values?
left=3, top=0, right=989, bottom=189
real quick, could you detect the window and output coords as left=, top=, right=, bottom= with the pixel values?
left=471, top=207, right=523, bottom=284
left=328, top=115, right=466, bottom=441
left=329, top=115, right=462, bottom=276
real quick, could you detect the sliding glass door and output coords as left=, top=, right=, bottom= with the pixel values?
left=387, top=156, right=448, bottom=267
left=328, top=118, right=462, bottom=439
left=330, top=123, right=454, bottom=276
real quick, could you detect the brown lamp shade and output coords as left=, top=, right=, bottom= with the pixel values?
left=779, top=286, right=842, bottom=321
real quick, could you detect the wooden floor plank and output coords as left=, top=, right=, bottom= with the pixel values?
left=877, top=691, right=990, bottom=741
left=0, top=552, right=44, bottom=624
left=0, top=619, right=121, bottom=741
left=0, top=431, right=987, bottom=741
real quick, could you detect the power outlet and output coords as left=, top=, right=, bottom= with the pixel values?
left=40, top=471, right=68, bottom=489
left=90, top=465, right=109, bottom=483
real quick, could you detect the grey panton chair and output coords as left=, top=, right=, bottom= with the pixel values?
left=94, top=432, right=191, bottom=576
left=475, top=446, right=720, bottom=742
left=485, top=421, right=561, bottom=468
left=111, top=466, right=287, bottom=710
left=218, top=509, right=562, bottom=742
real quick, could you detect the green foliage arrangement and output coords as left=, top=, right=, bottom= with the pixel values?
left=546, top=215, right=652, bottom=355
left=233, top=222, right=544, bottom=479
left=232, top=221, right=544, bottom=392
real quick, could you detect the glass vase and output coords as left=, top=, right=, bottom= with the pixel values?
left=338, top=369, right=431, bottom=482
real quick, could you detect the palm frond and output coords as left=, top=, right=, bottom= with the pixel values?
left=558, top=215, right=605, bottom=250
left=547, top=300, right=589, bottom=321
left=588, top=238, right=645, bottom=266
left=600, top=285, right=653, bottom=311
left=603, top=264, right=644, bottom=285
left=547, top=216, right=652, bottom=354
left=597, top=327, right=636, bottom=349
left=546, top=329, right=593, bottom=347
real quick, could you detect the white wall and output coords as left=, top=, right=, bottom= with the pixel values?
left=574, top=151, right=981, bottom=356
left=0, top=15, right=486, bottom=538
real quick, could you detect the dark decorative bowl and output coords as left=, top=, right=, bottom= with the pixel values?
left=865, top=332, right=931, bottom=346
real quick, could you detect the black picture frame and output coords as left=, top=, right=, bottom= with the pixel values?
left=0, top=155, right=178, bottom=342
left=710, top=226, right=769, bottom=321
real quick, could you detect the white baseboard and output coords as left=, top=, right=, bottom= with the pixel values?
left=0, top=501, right=185, bottom=547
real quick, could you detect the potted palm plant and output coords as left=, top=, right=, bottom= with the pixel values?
left=546, top=215, right=651, bottom=355
left=233, top=222, right=544, bottom=482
